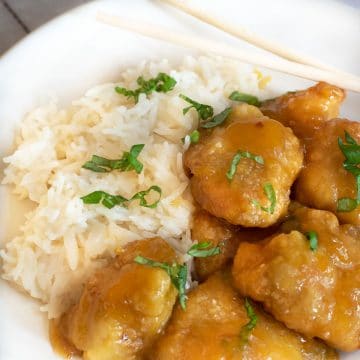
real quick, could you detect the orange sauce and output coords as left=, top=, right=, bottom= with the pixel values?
left=49, top=319, right=81, bottom=359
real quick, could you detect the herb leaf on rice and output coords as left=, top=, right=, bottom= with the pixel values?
left=81, top=186, right=162, bottom=209
left=179, top=94, right=214, bottom=120
left=200, top=107, right=232, bottom=129
left=81, top=191, right=128, bottom=209
left=179, top=94, right=232, bottom=130
left=82, top=144, right=145, bottom=174
left=115, top=72, right=176, bottom=103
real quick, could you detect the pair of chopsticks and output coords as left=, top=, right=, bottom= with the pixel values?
left=97, top=0, right=360, bottom=92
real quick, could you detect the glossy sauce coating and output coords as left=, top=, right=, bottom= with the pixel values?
left=184, top=104, right=303, bottom=227
left=52, top=238, right=178, bottom=360
left=296, top=119, right=360, bottom=225
left=192, top=209, right=239, bottom=281
left=232, top=206, right=360, bottom=351
left=192, top=209, right=277, bottom=281
left=151, top=272, right=337, bottom=360
left=261, top=82, right=345, bottom=140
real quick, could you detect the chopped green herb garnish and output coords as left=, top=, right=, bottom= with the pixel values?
left=240, top=297, right=258, bottom=344
left=229, top=91, right=260, bottom=106
left=200, top=107, right=232, bottom=129
left=187, top=241, right=221, bottom=258
left=189, top=129, right=200, bottom=144
left=131, top=185, right=162, bottom=209
left=179, top=94, right=214, bottom=120
left=134, top=256, right=188, bottom=309
left=82, top=156, right=115, bottom=173
left=134, top=241, right=223, bottom=310
left=251, top=183, right=276, bottom=214
left=138, top=73, right=176, bottom=93
left=115, top=73, right=176, bottom=103
left=337, top=197, right=359, bottom=212
left=180, top=95, right=232, bottom=130
left=182, top=130, right=200, bottom=145
left=82, top=144, right=145, bottom=174
left=175, top=264, right=188, bottom=310
left=226, top=151, right=264, bottom=181
left=81, top=191, right=128, bottom=209
left=345, top=131, right=358, bottom=145
left=337, top=131, right=360, bottom=212
left=305, top=231, right=318, bottom=251
left=81, top=185, right=162, bottom=209
left=339, top=134, right=360, bottom=171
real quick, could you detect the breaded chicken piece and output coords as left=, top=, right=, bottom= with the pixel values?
left=296, top=119, right=360, bottom=225
left=152, top=272, right=337, bottom=360
left=192, top=209, right=276, bottom=281
left=54, top=238, right=178, bottom=360
left=342, top=224, right=360, bottom=238
left=232, top=206, right=360, bottom=351
left=191, top=209, right=239, bottom=281
left=261, top=82, right=345, bottom=140
left=184, top=104, right=303, bottom=227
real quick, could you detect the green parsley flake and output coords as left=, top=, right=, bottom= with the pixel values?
left=251, top=183, right=276, bottom=214
left=81, top=191, right=127, bottom=209
left=200, top=107, right=232, bottom=129
left=187, top=242, right=221, bottom=258
left=179, top=95, right=232, bottom=130
left=240, top=297, right=258, bottom=344
left=130, top=185, right=162, bottom=209
left=305, top=231, right=318, bottom=251
left=115, top=73, right=176, bottom=103
left=81, top=185, right=161, bottom=209
left=189, top=130, right=200, bottom=144
left=134, top=256, right=188, bottom=310
left=82, top=144, right=144, bottom=174
left=179, top=94, right=214, bottom=120
left=337, top=131, right=360, bottom=212
left=226, top=151, right=264, bottom=181
left=229, top=91, right=260, bottom=106
left=337, top=197, right=359, bottom=212
left=182, top=130, right=201, bottom=145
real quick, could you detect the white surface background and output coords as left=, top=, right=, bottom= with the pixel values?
left=0, top=0, right=359, bottom=359
left=0, top=0, right=359, bottom=54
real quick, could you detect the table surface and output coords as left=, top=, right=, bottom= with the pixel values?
left=0, top=0, right=90, bottom=54
left=0, top=0, right=359, bottom=55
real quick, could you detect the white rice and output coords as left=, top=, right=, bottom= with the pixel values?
left=1, top=56, right=269, bottom=318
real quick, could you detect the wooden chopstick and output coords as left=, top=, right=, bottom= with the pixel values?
left=160, top=0, right=355, bottom=79
left=96, top=12, right=360, bottom=93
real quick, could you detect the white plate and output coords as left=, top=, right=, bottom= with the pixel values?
left=0, top=0, right=359, bottom=359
